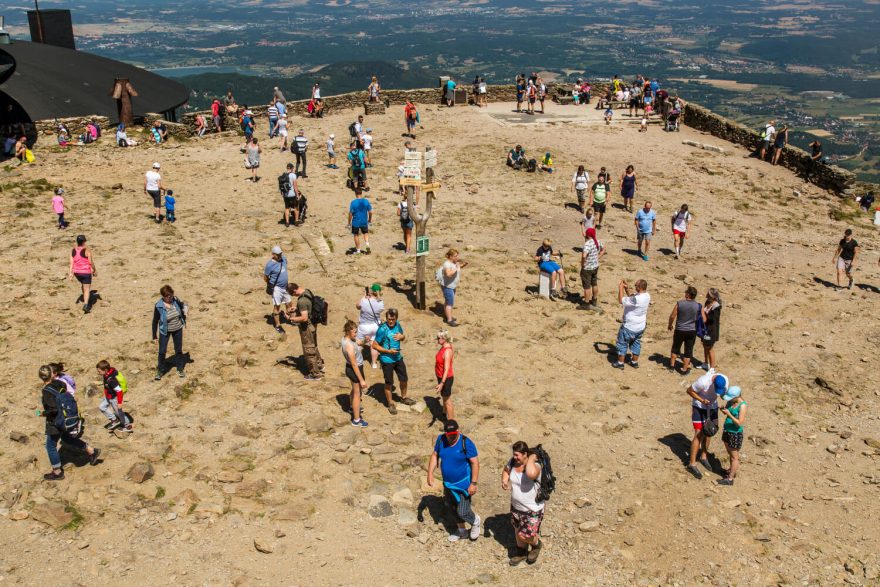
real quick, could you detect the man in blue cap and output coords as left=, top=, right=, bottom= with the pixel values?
left=684, top=371, right=729, bottom=479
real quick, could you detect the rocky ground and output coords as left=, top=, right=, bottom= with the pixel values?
left=0, top=100, right=878, bottom=586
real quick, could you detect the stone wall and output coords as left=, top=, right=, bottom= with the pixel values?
left=34, top=115, right=110, bottom=138
left=683, top=102, right=856, bottom=194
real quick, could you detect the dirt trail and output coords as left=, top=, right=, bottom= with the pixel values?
left=0, top=102, right=878, bottom=586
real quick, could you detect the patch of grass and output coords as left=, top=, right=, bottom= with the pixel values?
left=733, top=201, right=750, bottom=211
left=323, top=231, right=335, bottom=253
left=175, top=381, right=196, bottom=400
left=187, top=503, right=197, bottom=515
left=829, top=200, right=863, bottom=223
left=63, top=504, right=85, bottom=531
left=155, top=486, right=166, bottom=499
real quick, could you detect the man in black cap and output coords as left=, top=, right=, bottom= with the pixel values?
left=426, top=420, right=481, bottom=542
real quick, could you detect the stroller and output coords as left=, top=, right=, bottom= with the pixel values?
left=665, top=109, right=681, bottom=132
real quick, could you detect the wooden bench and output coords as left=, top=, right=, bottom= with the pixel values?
left=553, top=95, right=574, bottom=105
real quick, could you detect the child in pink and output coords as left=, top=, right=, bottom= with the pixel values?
left=52, top=187, right=67, bottom=229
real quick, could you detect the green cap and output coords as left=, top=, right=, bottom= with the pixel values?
left=371, top=283, right=382, bottom=292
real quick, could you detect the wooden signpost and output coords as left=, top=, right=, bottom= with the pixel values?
left=403, top=147, right=440, bottom=309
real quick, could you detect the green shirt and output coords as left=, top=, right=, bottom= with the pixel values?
left=723, top=400, right=746, bottom=433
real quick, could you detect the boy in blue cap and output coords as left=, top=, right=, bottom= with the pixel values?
left=164, top=189, right=176, bottom=223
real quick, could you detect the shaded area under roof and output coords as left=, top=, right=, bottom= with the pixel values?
left=0, top=40, right=188, bottom=122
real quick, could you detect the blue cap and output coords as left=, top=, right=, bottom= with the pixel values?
left=722, top=386, right=741, bottom=402
left=713, top=374, right=728, bottom=395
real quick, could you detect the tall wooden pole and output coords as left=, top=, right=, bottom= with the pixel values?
left=407, top=147, right=437, bottom=310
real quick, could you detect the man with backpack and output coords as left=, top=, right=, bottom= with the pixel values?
left=759, top=120, right=776, bottom=161
left=348, top=142, right=369, bottom=191
left=38, top=365, right=100, bottom=481
left=288, top=283, right=326, bottom=381
left=502, top=441, right=552, bottom=566
left=426, top=419, right=481, bottom=542
left=97, top=360, right=132, bottom=432
left=292, top=129, right=309, bottom=178
left=279, top=163, right=301, bottom=227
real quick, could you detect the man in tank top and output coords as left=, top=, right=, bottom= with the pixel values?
left=667, top=285, right=701, bottom=373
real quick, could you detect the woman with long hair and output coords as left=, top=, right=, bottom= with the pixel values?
left=700, top=288, right=722, bottom=370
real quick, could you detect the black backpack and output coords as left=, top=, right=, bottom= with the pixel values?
left=532, top=445, right=556, bottom=502
left=400, top=202, right=410, bottom=222
left=303, top=290, right=329, bottom=325
left=45, top=385, right=84, bottom=438
left=526, top=158, right=537, bottom=173
left=278, top=172, right=291, bottom=195
left=348, top=122, right=358, bottom=138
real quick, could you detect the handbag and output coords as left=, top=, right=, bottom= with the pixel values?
left=701, top=408, right=719, bottom=437
left=266, top=259, right=283, bottom=295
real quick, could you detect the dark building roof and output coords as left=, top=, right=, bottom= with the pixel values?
left=0, top=40, right=188, bottom=122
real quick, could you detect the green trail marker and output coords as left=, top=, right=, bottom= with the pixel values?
left=416, top=236, right=429, bottom=257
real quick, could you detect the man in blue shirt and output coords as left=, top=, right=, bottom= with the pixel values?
left=634, top=201, right=656, bottom=261
left=347, top=188, right=373, bottom=254
left=263, top=245, right=291, bottom=333
left=426, top=419, right=481, bottom=543
left=371, top=309, right=416, bottom=413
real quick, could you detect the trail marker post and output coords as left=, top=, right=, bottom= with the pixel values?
left=403, top=146, right=440, bottom=310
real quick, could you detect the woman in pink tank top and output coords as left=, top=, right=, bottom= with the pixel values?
left=68, top=234, right=96, bottom=313
left=434, top=330, right=455, bottom=419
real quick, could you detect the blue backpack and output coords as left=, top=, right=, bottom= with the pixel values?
left=46, top=385, right=83, bottom=438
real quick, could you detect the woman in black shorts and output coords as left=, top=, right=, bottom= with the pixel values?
left=434, top=330, right=455, bottom=420
left=342, top=320, right=368, bottom=427
left=68, top=234, right=96, bottom=313
left=700, top=288, right=722, bottom=370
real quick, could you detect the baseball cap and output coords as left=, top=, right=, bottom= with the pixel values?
left=721, top=386, right=741, bottom=402
left=366, top=128, right=372, bottom=132
left=329, top=134, right=335, bottom=139
left=152, top=162, right=161, bottom=169
left=713, top=374, right=729, bottom=395
left=271, top=245, right=282, bottom=255
left=444, top=419, right=460, bottom=434
left=370, top=283, right=382, bottom=292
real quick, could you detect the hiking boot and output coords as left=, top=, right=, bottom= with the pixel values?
left=154, top=370, right=163, bottom=381
left=509, top=547, right=529, bottom=566
left=447, top=319, right=459, bottom=327
left=686, top=464, right=703, bottom=480
left=177, top=369, right=185, bottom=378
left=847, top=276, right=853, bottom=289
left=717, top=478, right=734, bottom=486
left=104, top=419, right=119, bottom=430
left=448, top=528, right=468, bottom=543
left=388, top=403, right=398, bottom=415
left=629, top=361, right=640, bottom=369
left=469, top=515, right=481, bottom=540
left=612, top=361, right=625, bottom=370
left=527, top=540, right=543, bottom=564
left=350, top=418, right=369, bottom=428
left=83, top=304, right=92, bottom=313
left=304, top=374, right=323, bottom=381
left=401, top=397, right=417, bottom=406
left=43, top=470, right=65, bottom=481
left=89, top=448, right=101, bottom=466
left=275, top=325, right=284, bottom=334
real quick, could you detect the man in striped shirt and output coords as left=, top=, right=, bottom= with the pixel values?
left=293, top=129, right=309, bottom=178
left=267, top=103, right=279, bottom=138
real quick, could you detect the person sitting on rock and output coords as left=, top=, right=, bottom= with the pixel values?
left=507, top=145, right=525, bottom=170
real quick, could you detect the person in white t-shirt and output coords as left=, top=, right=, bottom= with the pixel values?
left=759, top=120, right=776, bottom=161
left=362, top=129, right=373, bottom=167
left=571, top=165, right=590, bottom=212
left=144, top=162, right=163, bottom=223
left=356, top=283, right=385, bottom=368
left=684, top=370, right=729, bottom=479
left=502, top=441, right=545, bottom=566
left=439, top=248, right=468, bottom=327
left=671, top=203, right=693, bottom=259
left=613, top=279, right=650, bottom=369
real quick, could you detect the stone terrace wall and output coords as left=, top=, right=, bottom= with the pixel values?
left=683, top=102, right=856, bottom=195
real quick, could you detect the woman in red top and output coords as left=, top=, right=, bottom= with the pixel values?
left=435, top=330, right=455, bottom=419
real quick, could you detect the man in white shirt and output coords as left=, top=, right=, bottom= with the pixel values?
left=144, top=162, right=163, bottom=223
left=613, top=279, right=650, bottom=369
left=759, top=120, right=776, bottom=161
left=684, top=370, right=729, bottom=479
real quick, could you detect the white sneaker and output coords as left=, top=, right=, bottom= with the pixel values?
left=448, top=528, right=468, bottom=543
left=371, top=362, right=378, bottom=369
left=469, top=515, right=481, bottom=540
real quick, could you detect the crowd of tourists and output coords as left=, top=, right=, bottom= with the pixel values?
left=30, top=71, right=878, bottom=570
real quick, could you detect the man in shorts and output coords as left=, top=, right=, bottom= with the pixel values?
left=685, top=371, right=729, bottom=479
left=264, top=245, right=292, bottom=334
left=288, top=283, right=324, bottom=380
left=832, top=229, right=859, bottom=289
left=634, top=200, right=656, bottom=261
left=144, top=162, right=163, bottom=223
left=580, top=227, right=605, bottom=310
left=348, top=188, right=372, bottom=254
left=371, top=309, right=416, bottom=414
left=426, top=419, right=481, bottom=542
